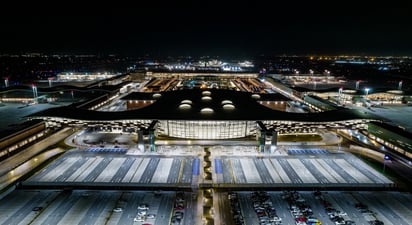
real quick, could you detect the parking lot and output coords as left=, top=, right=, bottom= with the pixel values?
left=13, top=139, right=405, bottom=225
left=0, top=190, right=197, bottom=225
left=225, top=191, right=412, bottom=225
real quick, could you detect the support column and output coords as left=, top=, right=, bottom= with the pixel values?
left=256, top=121, right=268, bottom=153
left=271, top=130, right=278, bottom=147
left=269, top=130, right=278, bottom=153
left=137, top=130, right=144, bottom=151
left=147, top=120, right=158, bottom=152
left=258, top=131, right=265, bottom=153
left=149, top=129, right=155, bottom=152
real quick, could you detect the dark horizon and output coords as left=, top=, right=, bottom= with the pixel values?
left=1, top=3, right=412, bottom=57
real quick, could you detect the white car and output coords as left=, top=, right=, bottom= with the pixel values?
left=138, top=204, right=149, bottom=210
left=138, top=209, right=147, bottom=216
left=113, top=207, right=123, bottom=212
left=147, top=214, right=156, bottom=219
left=271, top=216, right=282, bottom=222
left=338, top=211, right=347, bottom=216
left=134, top=216, right=145, bottom=222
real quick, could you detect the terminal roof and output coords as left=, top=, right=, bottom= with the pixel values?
left=29, top=89, right=381, bottom=122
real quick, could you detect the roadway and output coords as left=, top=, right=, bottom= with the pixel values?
left=0, top=127, right=76, bottom=191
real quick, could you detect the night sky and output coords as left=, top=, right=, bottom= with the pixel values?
left=1, top=2, right=411, bottom=57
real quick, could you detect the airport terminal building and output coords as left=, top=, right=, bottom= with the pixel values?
left=29, top=88, right=378, bottom=152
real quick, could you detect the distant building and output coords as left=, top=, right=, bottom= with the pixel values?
left=56, top=72, right=121, bottom=81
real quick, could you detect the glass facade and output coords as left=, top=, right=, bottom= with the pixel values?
left=159, top=120, right=256, bottom=139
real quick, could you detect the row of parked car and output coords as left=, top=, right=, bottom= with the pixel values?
left=228, top=191, right=282, bottom=225
left=133, top=203, right=156, bottom=223
left=250, top=191, right=282, bottom=225
left=354, top=202, right=384, bottom=225
left=281, top=190, right=321, bottom=225
left=313, top=190, right=354, bottom=225
left=313, top=190, right=384, bottom=225
left=228, top=192, right=245, bottom=225
left=170, top=192, right=186, bottom=225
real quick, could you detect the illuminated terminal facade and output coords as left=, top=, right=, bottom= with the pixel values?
left=56, top=72, right=122, bottom=81
left=28, top=72, right=380, bottom=153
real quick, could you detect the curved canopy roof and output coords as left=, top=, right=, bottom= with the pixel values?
left=28, top=89, right=382, bottom=122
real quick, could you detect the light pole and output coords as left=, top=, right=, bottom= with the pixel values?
left=325, top=70, right=330, bottom=82
left=364, top=88, right=370, bottom=99
left=48, top=77, right=53, bottom=87
left=310, top=69, right=314, bottom=84
left=32, top=84, right=38, bottom=99
left=383, top=155, right=390, bottom=172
